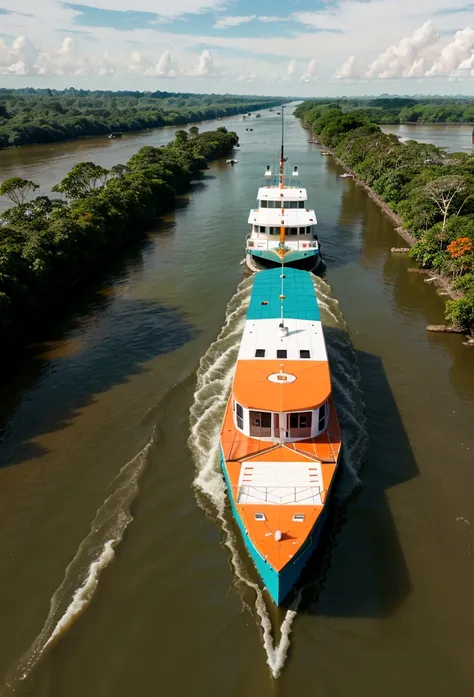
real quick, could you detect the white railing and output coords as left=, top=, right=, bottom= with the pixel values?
left=247, top=237, right=319, bottom=253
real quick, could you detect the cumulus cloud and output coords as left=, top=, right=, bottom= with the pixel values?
left=334, top=55, right=359, bottom=79
left=427, top=27, right=474, bottom=76
left=213, top=15, right=256, bottom=29
left=0, top=35, right=118, bottom=77
left=144, top=50, right=178, bottom=77
left=365, top=20, right=439, bottom=79
left=194, top=49, right=219, bottom=76
left=285, top=58, right=296, bottom=79
left=301, top=58, right=318, bottom=82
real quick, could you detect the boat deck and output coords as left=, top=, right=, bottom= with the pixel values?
left=237, top=461, right=323, bottom=505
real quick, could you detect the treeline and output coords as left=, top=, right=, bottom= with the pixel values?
left=295, top=102, right=474, bottom=331
left=0, top=88, right=284, bottom=148
left=0, top=126, right=238, bottom=334
left=297, top=97, right=474, bottom=124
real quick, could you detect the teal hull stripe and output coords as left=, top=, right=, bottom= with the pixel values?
left=247, top=267, right=320, bottom=322
left=250, top=248, right=319, bottom=265
left=221, top=452, right=326, bottom=605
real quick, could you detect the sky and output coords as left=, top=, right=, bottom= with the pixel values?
left=2, top=1, right=474, bottom=96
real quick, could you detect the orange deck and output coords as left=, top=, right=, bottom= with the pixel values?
left=220, top=396, right=341, bottom=572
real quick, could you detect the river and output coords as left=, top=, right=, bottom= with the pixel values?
left=1, top=109, right=474, bottom=697
left=381, top=123, right=474, bottom=152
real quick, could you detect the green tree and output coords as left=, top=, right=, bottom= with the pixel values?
left=423, top=176, right=468, bottom=245
left=189, top=126, right=199, bottom=137
left=174, top=129, right=189, bottom=144
left=0, top=177, right=39, bottom=206
left=52, top=162, right=109, bottom=199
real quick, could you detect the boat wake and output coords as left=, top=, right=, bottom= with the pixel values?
left=2, top=437, right=154, bottom=693
left=189, top=274, right=366, bottom=679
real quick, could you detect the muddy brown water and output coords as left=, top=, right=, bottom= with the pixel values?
left=0, top=109, right=473, bottom=697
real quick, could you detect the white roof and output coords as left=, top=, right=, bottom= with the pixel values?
left=238, top=318, right=328, bottom=362
left=237, top=461, right=323, bottom=505
left=248, top=209, right=317, bottom=226
left=257, top=186, right=307, bottom=201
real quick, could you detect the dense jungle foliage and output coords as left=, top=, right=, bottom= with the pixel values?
left=295, top=101, right=474, bottom=331
left=0, top=126, right=238, bottom=334
left=0, top=88, right=283, bottom=147
left=298, top=97, right=474, bottom=124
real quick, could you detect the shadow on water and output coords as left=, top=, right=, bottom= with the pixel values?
left=0, top=230, right=197, bottom=468
left=292, top=339, right=417, bottom=619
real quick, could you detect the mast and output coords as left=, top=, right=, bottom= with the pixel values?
left=279, top=106, right=285, bottom=190
left=278, top=106, right=286, bottom=258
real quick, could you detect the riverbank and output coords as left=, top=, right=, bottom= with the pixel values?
left=0, top=89, right=283, bottom=148
left=0, top=127, right=238, bottom=350
left=296, top=101, right=474, bottom=336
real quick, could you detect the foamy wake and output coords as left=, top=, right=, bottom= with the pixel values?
left=189, top=274, right=366, bottom=678
left=2, top=438, right=153, bottom=691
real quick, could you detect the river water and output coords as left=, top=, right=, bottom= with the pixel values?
left=381, top=123, right=474, bottom=152
left=1, top=110, right=474, bottom=697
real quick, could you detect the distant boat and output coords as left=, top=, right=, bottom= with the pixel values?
left=321, top=151, right=331, bottom=156
left=340, top=173, right=353, bottom=178
left=226, top=159, right=238, bottom=165
left=108, top=132, right=122, bottom=139
left=276, top=112, right=281, bottom=115
left=269, top=108, right=274, bottom=112
left=217, top=117, right=222, bottom=121
left=308, top=139, right=318, bottom=144
left=256, top=114, right=261, bottom=118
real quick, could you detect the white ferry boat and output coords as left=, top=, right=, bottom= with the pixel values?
left=245, top=110, right=322, bottom=272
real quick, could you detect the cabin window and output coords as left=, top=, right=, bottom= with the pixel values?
left=289, top=227, right=298, bottom=235
left=250, top=411, right=272, bottom=437
left=255, top=349, right=265, bottom=357
left=235, top=402, right=244, bottom=430
left=292, top=514, right=305, bottom=522
left=289, top=412, right=312, bottom=438
left=300, top=350, right=311, bottom=359
left=260, top=200, right=268, bottom=208
left=298, top=201, right=305, bottom=208
left=318, top=402, right=327, bottom=431
left=289, top=201, right=298, bottom=209
left=259, top=226, right=266, bottom=233
left=277, top=349, right=287, bottom=359
left=269, top=226, right=278, bottom=235
left=255, top=512, right=266, bottom=521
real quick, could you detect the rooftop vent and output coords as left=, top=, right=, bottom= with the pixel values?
left=255, top=512, right=266, bottom=521
left=292, top=166, right=298, bottom=177
left=264, top=165, right=272, bottom=177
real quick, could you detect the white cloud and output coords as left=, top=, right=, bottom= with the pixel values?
left=213, top=15, right=256, bottom=29
left=258, top=16, right=286, bottom=23
left=301, top=58, right=318, bottom=82
left=286, top=58, right=296, bottom=77
left=194, top=49, right=219, bottom=76
left=365, top=21, right=439, bottom=79
left=144, top=50, right=178, bottom=76
left=427, top=27, right=474, bottom=76
left=334, top=55, right=359, bottom=79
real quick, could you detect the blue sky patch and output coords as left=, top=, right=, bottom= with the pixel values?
left=64, top=2, right=342, bottom=38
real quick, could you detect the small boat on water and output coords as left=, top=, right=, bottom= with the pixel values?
left=321, top=151, right=331, bottom=156
left=245, top=107, right=321, bottom=272
left=108, top=132, right=122, bottom=139
left=220, top=267, right=342, bottom=604
left=340, top=173, right=353, bottom=178
left=226, top=159, right=238, bottom=165
left=256, top=114, right=261, bottom=118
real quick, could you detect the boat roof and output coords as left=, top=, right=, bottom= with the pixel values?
left=232, top=269, right=331, bottom=412
left=249, top=209, right=317, bottom=226
left=257, top=186, right=307, bottom=201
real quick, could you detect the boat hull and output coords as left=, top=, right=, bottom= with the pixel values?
left=246, top=248, right=321, bottom=273
left=221, top=451, right=328, bottom=605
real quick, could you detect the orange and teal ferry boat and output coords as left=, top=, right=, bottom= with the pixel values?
left=219, top=267, right=342, bottom=604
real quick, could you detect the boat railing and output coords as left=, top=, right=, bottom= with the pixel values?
left=247, top=238, right=319, bottom=252
left=236, top=485, right=328, bottom=506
